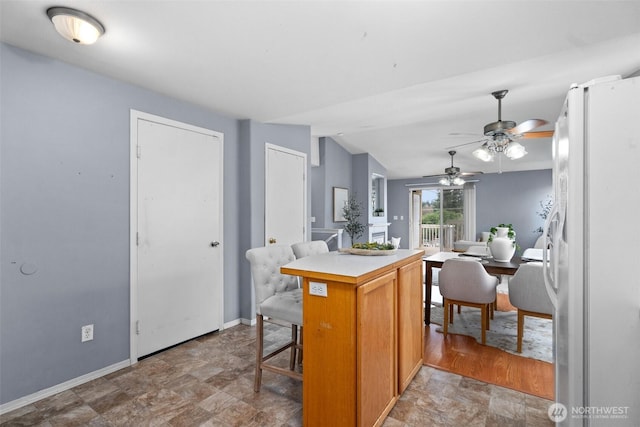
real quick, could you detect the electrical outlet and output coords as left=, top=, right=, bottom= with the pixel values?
left=81, top=324, right=94, bottom=342
left=309, top=281, right=328, bottom=297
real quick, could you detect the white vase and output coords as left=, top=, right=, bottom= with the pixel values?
left=489, top=227, right=515, bottom=262
left=495, top=227, right=510, bottom=238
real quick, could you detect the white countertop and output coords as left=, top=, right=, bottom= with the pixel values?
left=281, top=249, right=424, bottom=282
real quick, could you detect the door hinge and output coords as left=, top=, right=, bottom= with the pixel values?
left=136, top=320, right=140, bottom=335
left=136, top=232, right=139, bottom=246
left=137, top=145, right=141, bottom=159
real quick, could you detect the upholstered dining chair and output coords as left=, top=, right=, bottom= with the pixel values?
left=439, top=258, right=499, bottom=344
left=508, top=262, right=554, bottom=353
left=245, top=245, right=303, bottom=392
left=291, top=240, right=329, bottom=259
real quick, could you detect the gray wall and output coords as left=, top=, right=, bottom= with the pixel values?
left=476, top=169, right=552, bottom=251
left=310, top=137, right=352, bottom=229
left=237, top=120, right=311, bottom=321
left=0, top=43, right=309, bottom=405
left=388, top=169, right=553, bottom=251
left=350, top=153, right=387, bottom=245
left=387, top=178, right=413, bottom=244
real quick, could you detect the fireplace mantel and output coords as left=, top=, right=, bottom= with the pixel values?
left=368, top=222, right=391, bottom=243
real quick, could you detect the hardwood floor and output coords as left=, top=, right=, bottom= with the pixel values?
left=423, top=323, right=554, bottom=400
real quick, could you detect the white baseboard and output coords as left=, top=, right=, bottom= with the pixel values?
left=223, top=318, right=241, bottom=329
left=0, top=359, right=131, bottom=415
left=239, top=317, right=255, bottom=326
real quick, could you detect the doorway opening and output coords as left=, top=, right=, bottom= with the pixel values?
left=410, top=186, right=474, bottom=251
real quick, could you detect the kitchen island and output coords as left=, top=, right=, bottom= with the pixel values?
left=281, top=249, right=424, bottom=427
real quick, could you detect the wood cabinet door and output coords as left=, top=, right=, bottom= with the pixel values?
left=357, top=271, right=397, bottom=427
left=398, top=259, right=424, bottom=393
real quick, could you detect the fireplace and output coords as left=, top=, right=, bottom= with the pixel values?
left=368, top=223, right=389, bottom=244
left=371, top=231, right=386, bottom=244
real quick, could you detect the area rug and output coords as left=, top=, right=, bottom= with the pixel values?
left=430, top=305, right=553, bottom=363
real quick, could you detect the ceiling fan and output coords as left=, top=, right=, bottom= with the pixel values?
left=422, top=150, right=483, bottom=186
left=449, top=89, right=553, bottom=163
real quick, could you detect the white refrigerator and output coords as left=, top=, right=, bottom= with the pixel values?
left=544, top=75, right=640, bottom=425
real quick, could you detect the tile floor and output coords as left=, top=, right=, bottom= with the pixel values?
left=1, top=322, right=553, bottom=426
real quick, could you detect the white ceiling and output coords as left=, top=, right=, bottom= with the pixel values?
left=2, top=1, right=640, bottom=179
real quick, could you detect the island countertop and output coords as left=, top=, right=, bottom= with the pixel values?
left=281, top=248, right=425, bottom=285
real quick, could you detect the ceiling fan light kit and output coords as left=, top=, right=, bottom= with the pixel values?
left=425, top=150, right=482, bottom=186
left=472, top=143, right=494, bottom=162
left=472, top=139, right=528, bottom=162
left=504, top=141, right=527, bottom=159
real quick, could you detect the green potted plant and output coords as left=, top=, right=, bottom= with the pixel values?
left=343, top=194, right=366, bottom=245
left=533, top=196, right=553, bottom=234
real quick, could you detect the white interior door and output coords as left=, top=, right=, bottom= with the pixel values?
left=265, top=144, right=306, bottom=246
left=132, top=112, right=223, bottom=358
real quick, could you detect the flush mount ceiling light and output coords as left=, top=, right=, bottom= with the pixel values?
left=47, top=7, right=105, bottom=45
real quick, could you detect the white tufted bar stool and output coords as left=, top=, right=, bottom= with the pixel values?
left=245, top=245, right=303, bottom=392
left=291, top=240, right=329, bottom=259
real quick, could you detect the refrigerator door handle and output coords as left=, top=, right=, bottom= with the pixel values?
left=542, top=204, right=559, bottom=309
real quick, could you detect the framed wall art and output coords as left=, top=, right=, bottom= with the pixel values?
left=333, top=187, right=348, bottom=222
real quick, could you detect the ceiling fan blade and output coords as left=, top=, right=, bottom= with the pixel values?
left=507, top=119, right=548, bottom=135
left=448, top=132, right=482, bottom=137
left=408, top=178, right=481, bottom=187
left=422, top=173, right=447, bottom=178
left=520, top=130, right=554, bottom=139
left=446, top=138, right=486, bottom=150
left=460, top=171, right=484, bottom=176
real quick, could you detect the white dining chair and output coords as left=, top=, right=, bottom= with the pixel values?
left=439, top=258, right=499, bottom=344
left=508, top=262, right=554, bottom=352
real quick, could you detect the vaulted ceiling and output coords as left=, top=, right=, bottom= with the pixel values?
left=2, top=1, right=639, bottom=178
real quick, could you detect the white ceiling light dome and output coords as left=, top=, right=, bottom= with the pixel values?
left=47, top=7, right=105, bottom=45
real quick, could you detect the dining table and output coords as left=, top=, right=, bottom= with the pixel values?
left=423, top=251, right=524, bottom=324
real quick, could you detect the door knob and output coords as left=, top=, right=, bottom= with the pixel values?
left=210, top=241, right=220, bottom=247
left=268, top=237, right=276, bottom=244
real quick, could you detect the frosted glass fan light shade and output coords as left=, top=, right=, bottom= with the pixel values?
left=47, top=7, right=104, bottom=45
left=453, top=177, right=465, bottom=186
left=505, top=141, right=527, bottom=159
left=473, top=145, right=494, bottom=162
left=439, top=177, right=450, bottom=186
